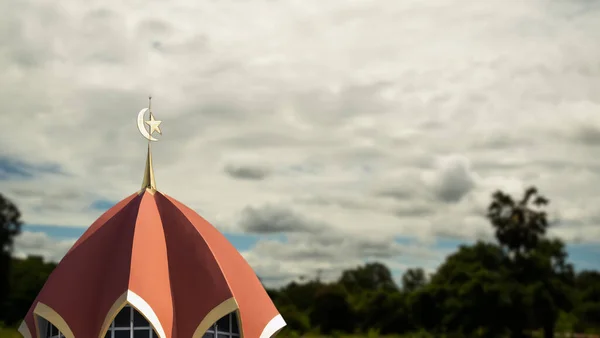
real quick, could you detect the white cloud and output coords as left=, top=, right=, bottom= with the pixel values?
left=2, top=0, right=600, bottom=282
left=241, top=231, right=448, bottom=287
left=13, top=231, right=75, bottom=263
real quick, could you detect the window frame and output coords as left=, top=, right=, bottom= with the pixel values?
left=203, top=312, right=240, bottom=338
left=104, top=305, right=158, bottom=338
left=46, top=322, right=64, bottom=338
left=42, top=305, right=158, bottom=338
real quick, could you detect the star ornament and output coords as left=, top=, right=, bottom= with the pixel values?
left=145, top=113, right=162, bottom=136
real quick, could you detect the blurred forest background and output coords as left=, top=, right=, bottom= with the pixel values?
left=0, top=187, right=598, bottom=338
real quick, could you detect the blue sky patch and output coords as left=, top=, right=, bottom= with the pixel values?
left=25, top=224, right=85, bottom=239
left=89, top=199, right=117, bottom=211
left=0, top=156, right=63, bottom=180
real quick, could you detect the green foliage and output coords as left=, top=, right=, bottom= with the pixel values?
left=309, top=284, right=356, bottom=334
left=357, top=289, right=413, bottom=334
left=429, top=242, right=510, bottom=336
left=279, top=280, right=324, bottom=312
left=574, top=271, right=600, bottom=332
left=401, top=268, right=426, bottom=293
left=487, top=187, right=549, bottom=255
left=278, top=304, right=310, bottom=332
left=0, top=193, right=23, bottom=319
left=0, top=193, right=22, bottom=256
left=339, top=262, right=397, bottom=293
left=485, top=187, right=577, bottom=338
left=4, top=256, right=56, bottom=325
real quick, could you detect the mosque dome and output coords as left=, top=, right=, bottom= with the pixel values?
left=18, top=99, right=285, bottom=338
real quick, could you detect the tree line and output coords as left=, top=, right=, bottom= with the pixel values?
left=0, top=187, right=598, bottom=337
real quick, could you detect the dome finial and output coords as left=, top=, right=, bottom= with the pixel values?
left=136, top=96, right=161, bottom=192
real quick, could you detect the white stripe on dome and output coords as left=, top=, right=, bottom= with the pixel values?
left=259, top=314, right=286, bottom=338
left=126, top=290, right=167, bottom=338
left=33, top=302, right=75, bottom=338
left=18, top=321, right=31, bottom=338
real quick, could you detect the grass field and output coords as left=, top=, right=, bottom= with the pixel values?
left=0, top=327, right=21, bottom=338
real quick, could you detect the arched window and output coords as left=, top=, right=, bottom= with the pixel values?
left=203, top=311, right=240, bottom=338
left=39, top=305, right=159, bottom=338
left=104, top=305, right=159, bottom=338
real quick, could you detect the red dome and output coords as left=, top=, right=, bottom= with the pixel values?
left=18, top=190, right=285, bottom=338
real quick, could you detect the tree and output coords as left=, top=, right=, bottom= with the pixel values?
left=4, top=256, right=56, bottom=325
left=338, top=262, right=397, bottom=293
left=279, top=280, right=323, bottom=313
left=487, top=187, right=574, bottom=338
left=526, top=239, right=575, bottom=334
left=0, top=193, right=23, bottom=318
left=407, top=284, right=446, bottom=333
left=574, top=271, right=600, bottom=331
left=309, top=284, right=355, bottom=334
left=402, top=268, right=427, bottom=292
left=431, top=242, right=511, bottom=337
left=358, top=290, right=413, bottom=334
left=487, top=186, right=549, bottom=257
left=276, top=304, right=310, bottom=333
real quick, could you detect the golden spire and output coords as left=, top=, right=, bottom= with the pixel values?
left=141, top=142, right=156, bottom=192
left=137, top=96, right=161, bottom=193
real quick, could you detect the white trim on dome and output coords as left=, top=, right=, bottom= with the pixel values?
left=100, top=290, right=167, bottom=338
left=33, top=302, right=75, bottom=338
left=18, top=321, right=32, bottom=338
left=192, top=297, right=239, bottom=338
left=126, top=290, right=167, bottom=338
left=259, top=314, right=286, bottom=338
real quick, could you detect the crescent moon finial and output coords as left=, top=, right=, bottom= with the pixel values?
left=138, top=96, right=161, bottom=193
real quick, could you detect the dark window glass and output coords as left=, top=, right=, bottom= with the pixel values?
left=114, top=330, right=130, bottom=338
left=231, top=313, right=239, bottom=334
left=217, top=334, right=229, bottom=338
left=114, top=307, right=131, bottom=327
left=152, top=330, right=159, bottom=338
left=104, top=331, right=111, bottom=338
left=134, top=329, right=150, bottom=338
left=133, top=309, right=149, bottom=327
left=216, top=315, right=230, bottom=332
left=203, top=332, right=214, bottom=338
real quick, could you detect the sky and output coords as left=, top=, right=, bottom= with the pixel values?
left=2, top=0, right=600, bottom=287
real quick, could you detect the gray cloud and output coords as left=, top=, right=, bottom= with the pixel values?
left=250, top=233, right=413, bottom=262
left=294, top=193, right=385, bottom=212
left=377, top=188, right=415, bottom=201
left=224, top=164, right=270, bottom=180
left=242, top=231, right=446, bottom=287
left=431, top=156, right=477, bottom=203
left=572, top=124, right=600, bottom=146
left=238, top=205, right=325, bottom=233
left=394, top=204, right=435, bottom=218
left=0, top=156, right=64, bottom=180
